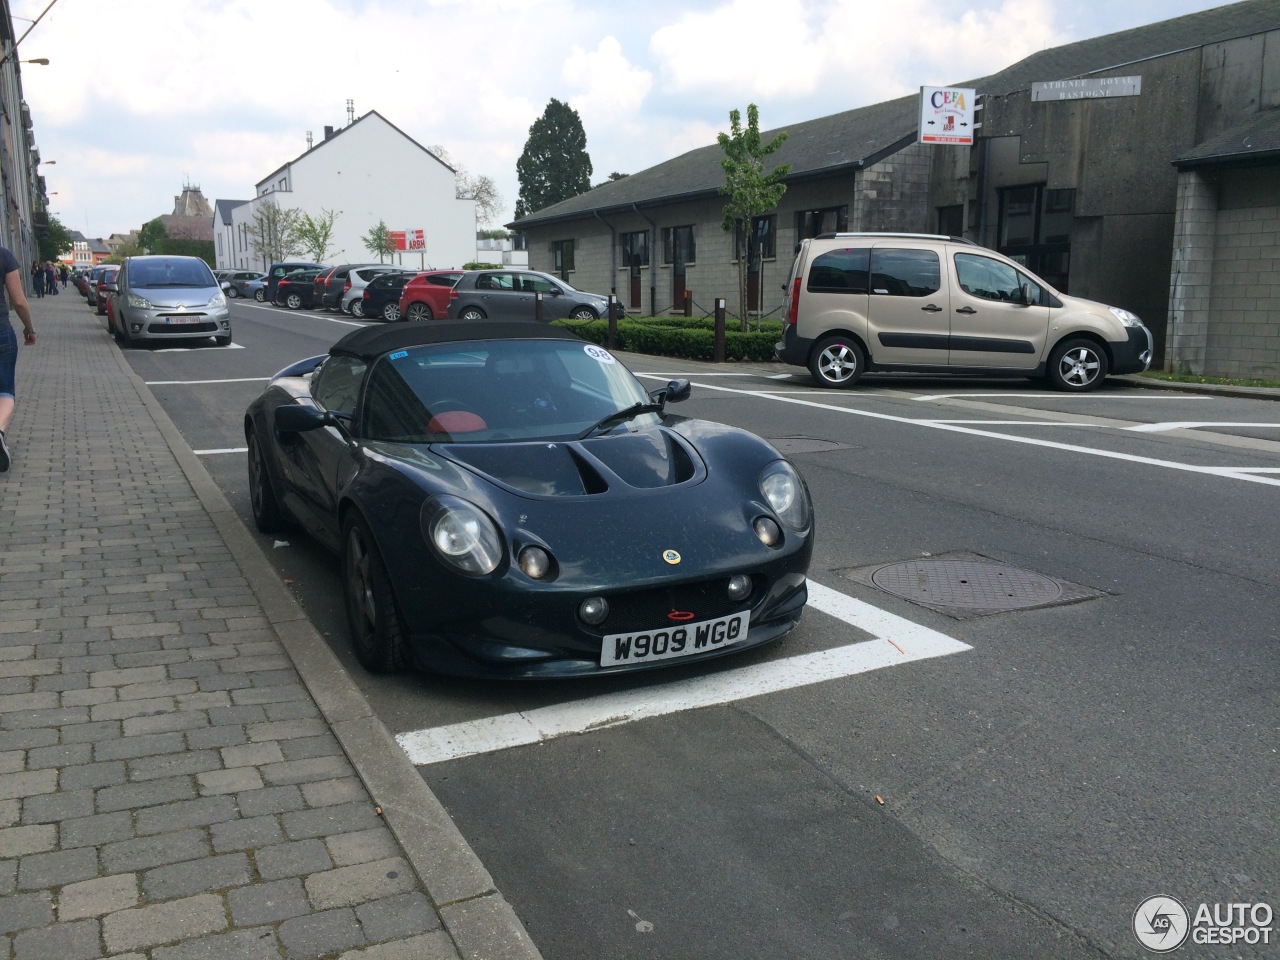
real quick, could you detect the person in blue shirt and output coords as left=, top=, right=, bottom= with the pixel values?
left=0, top=245, right=36, bottom=472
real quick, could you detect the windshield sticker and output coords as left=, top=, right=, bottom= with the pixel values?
left=389, top=350, right=409, bottom=360
left=584, top=344, right=615, bottom=364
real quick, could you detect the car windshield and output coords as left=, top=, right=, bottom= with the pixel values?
left=360, top=339, right=656, bottom=444
left=129, top=260, right=215, bottom=288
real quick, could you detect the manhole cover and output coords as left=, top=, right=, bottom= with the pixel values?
left=769, top=437, right=852, bottom=454
left=840, top=553, right=1107, bottom=619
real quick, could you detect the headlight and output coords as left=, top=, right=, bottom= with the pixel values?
left=420, top=496, right=503, bottom=575
left=127, top=294, right=153, bottom=309
left=1109, top=306, right=1144, bottom=328
left=758, top=460, right=811, bottom=531
left=209, top=292, right=227, bottom=307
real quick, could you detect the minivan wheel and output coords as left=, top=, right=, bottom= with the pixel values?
left=809, top=336, right=865, bottom=388
left=1048, top=338, right=1108, bottom=392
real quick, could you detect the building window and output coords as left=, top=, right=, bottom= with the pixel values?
left=795, top=206, right=848, bottom=240
left=620, top=231, right=648, bottom=268
left=998, top=185, right=1074, bottom=292
left=662, top=225, right=695, bottom=265
left=734, top=215, right=776, bottom=263
left=937, top=204, right=964, bottom=236
left=552, top=239, right=575, bottom=278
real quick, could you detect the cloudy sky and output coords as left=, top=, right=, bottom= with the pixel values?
left=16, top=0, right=1230, bottom=240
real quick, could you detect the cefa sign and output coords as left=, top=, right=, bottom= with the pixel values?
left=919, top=86, right=978, bottom=145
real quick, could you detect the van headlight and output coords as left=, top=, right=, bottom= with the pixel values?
left=1109, top=306, right=1144, bottom=328
left=758, top=460, right=811, bottom=531
left=209, top=292, right=227, bottom=308
left=127, top=294, right=153, bottom=309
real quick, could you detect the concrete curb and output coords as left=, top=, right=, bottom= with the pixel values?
left=109, top=344, right=543, bottom=960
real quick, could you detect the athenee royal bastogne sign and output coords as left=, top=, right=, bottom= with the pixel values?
left=919, top=86, right=977, bottom=145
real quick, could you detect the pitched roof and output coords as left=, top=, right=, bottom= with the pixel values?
left=214, top=199, right=249, bottom=224
left=1173, top=107, right=1280, bottom=166
left=511, top=0, right=1280, bottom=229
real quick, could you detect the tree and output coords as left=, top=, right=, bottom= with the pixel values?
left=430, top=146, right=504, bottom=226
left=514, top=98, right=592, bottom=219
left=361, top=219, right=396, bottom=263
left=37, top=214, right=74, bottom=263
left=138, top=217, right=167, bottom=255
left=718, top=104, right=790, bottom=329
left=247, top=201, right=303, bottom=264
left=296, top=208, right=339, bottom=262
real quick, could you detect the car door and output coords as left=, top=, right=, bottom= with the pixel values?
left=526, top=272, right=572, bottom=319
left=475, top=272, right=533, bottom=317
left=948, top=250, right=1050, bottom=369
left=278, top=355, right=365, bottom=548
left=865, top=245, right=949, bottom=366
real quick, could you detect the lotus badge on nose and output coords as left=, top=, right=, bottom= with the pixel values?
left=663, top=549, right=681, bottom=564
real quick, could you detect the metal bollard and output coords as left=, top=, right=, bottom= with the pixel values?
left=607, top=295, right=618, bottom=350
left=683, top=290, right=693, bottom=317
left=714, top=298, right=726, bottom=363
left=535, top=291, right=543, bottom=322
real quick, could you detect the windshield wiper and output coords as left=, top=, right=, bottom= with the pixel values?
left=576, top=401, right=664, bottom=440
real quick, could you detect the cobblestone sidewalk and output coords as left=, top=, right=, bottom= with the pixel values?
left=0, top=296, right=538, bottom=958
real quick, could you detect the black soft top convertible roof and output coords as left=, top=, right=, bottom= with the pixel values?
left=330, top=320, right=582, bottom=362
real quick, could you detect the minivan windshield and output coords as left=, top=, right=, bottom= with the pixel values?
left=129, top=259, right=216, bottom=289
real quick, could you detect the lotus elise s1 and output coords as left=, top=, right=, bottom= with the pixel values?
left=244, top=321, right=813, bottom=678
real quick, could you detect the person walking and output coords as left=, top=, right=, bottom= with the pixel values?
left=30, top=260, right=43, bottom=298
left=44, top=262, right=57, bottom=296
left=0, top=245, right=36, bottom=471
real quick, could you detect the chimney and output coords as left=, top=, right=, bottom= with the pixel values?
left=324, top=125, right=334, bottom=140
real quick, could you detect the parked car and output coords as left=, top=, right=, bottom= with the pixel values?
left=274, top=268, right=326, bottom=310
left=446, top=269, right=612, bottom=322
left=111, top=255, right=232, bottom=347
left=84, top=264, right=114, bottom=307
left=223, top=270, right=266, bottom=299
left=341, top=266, right=407, bottom=317
left=264, top=261, right=326, bottom=302
left=245, top=277, right=269, bottom=302
left=245, top=321, right=812, bottom=678
left=397, top=269, right=464, bottom=322
left=775, top=232, right=1153, bottom=392
left=361, top=271, right=415, bottom=322
left=316, top=263, right=386, bottom=311
left=94, top=265, right=120, bottom=316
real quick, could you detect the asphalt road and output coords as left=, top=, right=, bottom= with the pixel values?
left=111, top=297, right=1280, bottom=959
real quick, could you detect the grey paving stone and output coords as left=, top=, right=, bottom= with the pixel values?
left=301, top=776, right=367, bottom=810
left=134, top=795, right=237, bottom=837
left=262, top=755, right=353, bottom=787
left=151, top=926, right=281, bottom=960
left=142, top=853, right=251, bottom=902
left=283, top=800, right=382, bottom=841
left=355, top=891, right=442, bottom=942
left=184, top=725, right=246, bottom=751
left=234, top=783, right=304, bottom=817
left=280, top=733, right=342, bottom=761
left=17, top=846, right=99, bottom=890
left=121, top=711, right=210, bottom=737
left=0, top=892, right=53, bottom=934
left=25, top=743, right=91, bottom=769
left=253, top=837, right=333, bottom=881
left=0, top=730, right=57, bottom=752
left=227, top=876, right=310, bottom=926
left=59, top=760, right=127, bottom=791
left=59, top=810, right=134, bottom=848
left=278, top=907, right=365, bottom=959
left=326, top=827, right=401, bottom=868
left=11, top=918, right=101, bottom=960
left=102, top=894, right=227, bottom=954
left=0, top=770, right=58, bottom=802
left=94, top=731, right=186, bottom=762
left=336, top=930, right=459, bottom=960
left=57, top=873, right=140, bottom=921
left=101, top=829, right=209, bottom=874
left=209, top=814, right=283, bottom=853
left=126, top=749, right=221, bottom=782
left=58, top=719, right=122, bottom=745
left=96, top=775, right=198, bottom=814
left=196, top=767, right=262, bottom=796
left=305, top=857, right=418, bottom=910
left=219, top=741, right=283, bottom=769
left=21, top=787, right=94, bottom=823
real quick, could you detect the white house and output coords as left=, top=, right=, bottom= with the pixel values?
left=221, top=110, right=476, bottom=271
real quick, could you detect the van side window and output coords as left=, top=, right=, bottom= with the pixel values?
left=955, top=253, right=1034, bottom=302
left=807, top=248, right=870, bottom=294
left=869, top=249, right=940, bottom=297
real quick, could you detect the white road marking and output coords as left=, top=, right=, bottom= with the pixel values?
left=914, top=392, right=1213, bottom=402
left=1126, top=422, right=1280, bottom=432
left=193, top=448, right=248, bottom=456
left=146, top=377, right=271, bottom=385
left=918, top=420, right=1108, bottom=426
left=146, top=343, right=246, bottom=352
left=236, top=301, right=364, bottom=327
left=642, top=377, right=1280, bottom=487
left=395, top=581, right=971, bottom=766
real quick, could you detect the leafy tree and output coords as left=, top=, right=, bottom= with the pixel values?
left=514, top=98, right=592, bottom=219
left=296, top=208, right=339, bottom=262
left=431, top=145, right=504, bottom=226
left=362, top=219, right=396, bottom=263
left=247, top=201, right=303, bottom=264
left=138, top=217, right=167, bottom=254
left=718, top=104, right=790, bottom=329
left=37, top=214, right=75, bottom=262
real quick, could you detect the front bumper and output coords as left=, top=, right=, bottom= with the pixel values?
left=123, top=307, right=231, bottom=340
left=1111, top=325, right=1154, bottom=375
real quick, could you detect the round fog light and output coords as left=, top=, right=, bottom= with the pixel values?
left=579, top=596, right=609, bottom=626
left=727, top=575, right=752, bottom=602
left=753, top=516, right=782, bottom=547
left=518, top=546, right=551, bottom=579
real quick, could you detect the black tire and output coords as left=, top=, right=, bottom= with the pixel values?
left=459, top=306, right=486, bottom=321
left=254, top=288, right=266, bottom=302
left=1047, top=337, right=1108, bottom=392
left=570, top=306, right=598, bottom=320
left=351, top=299, right=365, bottom=319
left=342, top=514, right=409, bottom=673
left=286, top=292, right=303, bottom=310
left=111, top=318, right=126, bottom=344
left=406, top=302, right=431, bottom=322
left=382, top=302, right=400, bottom=322
left=808, top=335, right=865, bottom=388
left=226, top=287, right=239, bottom=299
left=215, top=333, right=232, bottom=347
left=247, top=429, right=286, bottom=532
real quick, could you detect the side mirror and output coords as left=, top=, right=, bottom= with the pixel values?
left=104, top=282, right=118, bottom=292
left=274, top=403, right=338, bottom=434
left=221, top=281, right=232, bottom=291
left=651, top=378, right=691, bottom=406
left=1020, top=282, right=1035, bottom=306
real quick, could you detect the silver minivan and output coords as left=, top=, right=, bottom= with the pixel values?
left=111, top=255, right=232, bottom=347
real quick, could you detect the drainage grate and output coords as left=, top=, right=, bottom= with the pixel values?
left=840, top=553, right=1107, bottom=619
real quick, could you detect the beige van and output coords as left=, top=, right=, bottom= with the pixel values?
left=775, top=233, right=1152, bottom=391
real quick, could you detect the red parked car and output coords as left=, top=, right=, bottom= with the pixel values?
left=95, top=265, right=120, bottom=317
left=396, top=270, right=464, bottom=322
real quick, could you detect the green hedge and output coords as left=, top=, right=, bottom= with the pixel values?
left=553, top=316, right=782, bottom=362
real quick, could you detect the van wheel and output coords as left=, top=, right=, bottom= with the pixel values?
left=809, top=336, right=865, bottom=388
left=1048, top=338, right=1108, bottom=391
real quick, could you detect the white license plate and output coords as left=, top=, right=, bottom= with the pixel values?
left=600, top=611, right=748, bottom=667
left=165, top=316, right=201, bottom=325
